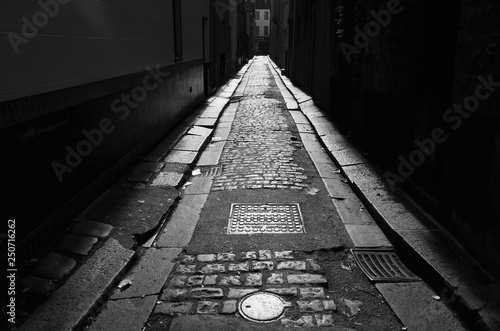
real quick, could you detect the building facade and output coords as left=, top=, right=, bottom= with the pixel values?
left=1, top=0, right=250, bottom=250
left=269, top=0, right=500, bottom=277
left=254, top=0, right=271, bottom=54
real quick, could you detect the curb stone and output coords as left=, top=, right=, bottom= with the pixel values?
left=267, top=56, right=498, bottom=331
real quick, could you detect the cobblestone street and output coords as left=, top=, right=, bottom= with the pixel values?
left=213, top=61, right=307, bottom=191
left=140, top=57, right=405, bottom=330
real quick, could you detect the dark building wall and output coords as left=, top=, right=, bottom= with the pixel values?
left=0, top=0, right=248, bottom=252
left=271, top=0, right=500, bottom=274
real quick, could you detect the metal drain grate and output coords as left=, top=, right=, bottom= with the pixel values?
left=351, top=248, right=420, bottom=282
left=197, top=165, right=223, bottom=177
left=227, top=203, right=305, bottom=235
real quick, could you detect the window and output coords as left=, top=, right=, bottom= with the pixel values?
left=264, top=26, right=269, bottom=36
left=255, top=10, right=260, bottom=20
left=255, top=26, right=260, bottom=36
left=173, top=0, right=182, bottom=61
left=264, top=11, right=269, bottom=20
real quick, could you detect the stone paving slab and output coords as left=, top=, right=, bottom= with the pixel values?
left=151, top=171, right=185, bottom=188
left=195, top=117, right=218, bottom=127
left=289, top=111, right=309, bottom=124
left=89, top=296, right=157, bottom=331
left=21, top=275, right=54, bottom=295
left=80, top=186, right=178, bottom=249
left=173, top=135, right=210, bottom=152
left=112, top=247, right=182, bottom=299
left=164, top=150, right=198, bottom=164
left=154, top=250, right=341, bottom=327
left=19, top=239, right=135, bottom=331
left=187, top=125, right=213, bottom=137
left=167, top=315, right=355, bottom=331
left=376, top=282, right=467, bottom=331
left=184, top=176, right=213, bottom=195
left=156, top=194, right=209, bottom=248
left=32, top=252, right=76, bottom=280
left=343, top=224, right=392, bottom=248
left=71, top=220, right=113, bottom=238
left=56, top=234, right=98, bottom=256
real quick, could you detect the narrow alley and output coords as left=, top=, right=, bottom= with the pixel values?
left=2, top=1, right=499, bottom=331
left=12, top=57, right=478, bottom=331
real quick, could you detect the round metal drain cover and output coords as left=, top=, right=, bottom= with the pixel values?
left=238, top=292, right=286, bottom=323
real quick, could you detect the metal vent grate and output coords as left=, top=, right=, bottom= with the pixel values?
left=197, top=165, right=223, bottom=177
left=351, top=248, right=420, bottom=282
left=227, top=203, right=305, bottom=235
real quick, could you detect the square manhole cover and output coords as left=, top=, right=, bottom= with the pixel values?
left=351, top=248, right=420, bottom=282
left=227, top=203, right=305, bottom=235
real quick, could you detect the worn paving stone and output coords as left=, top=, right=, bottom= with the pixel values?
left=258, top=250, right=272, bottom=260
left=273, top=251, right=294, bottom=259
left=228, top=261, right=250, bottom=272
left=56, top=234, right=98, bottom=256
left=221, top=300, right=238, bottom=314
left=199, top=263, right=226, bottom=274
left=186, top=275, right=205, bottom=287
left=281, top=315, right=315, bottom=327
left=155, top=302, right=193, bottom=315
left=307, top=259, right=322, bottom=271
left=188, top=126, right=213, bottom=137
left=197, top=301, right=219, bottom=314
left=299, top=287, right=326, bottom=299
left=276, top=261, right=306, bottom=271
left=244, top=273, right=263, bottom=286
left=151, top=172, right=185, bottom=187
left=266, top=287, right=298, bottom=296
left=134, top=162, right=165, bottom=173
left=112, top=247, right=181, bottom=299
left=20, top=275, right=54, bottom=295
left=169, top=276, right=187, bottom=287
left=315, top=314, right=335, bottom=327
left=227, top=288, right=259, bottom=299
left=197, top=254, right=217, bottom=262
left=287, top=274, right=328, bottom=284
left=156, top=194, right=208, bottom=248
left=204, top=275, right=218, bottom=286
left=32, top=252, right=76, bottom=280
left=190, top=287, right=224, bottom=299
left=376, top=282, right=467, bottom=331
left=164, top=150, right=198, bottom=164
left=89, top=296, right=157, bottom=331
left=174, top=135, right=209, bottom=152
left=20, top=239, right=134, bottom=331
left=128, top=169, right=153, bottom=183
left=219, top=275, right=242, bottom=286
left=297, top=300, right=324, bottom=312
left=71, top=221, right=113, bottom=238
left=182, top=255, right=196, bottom=263
left=323, top=300, right=337, bottom=311
left=266, top=273, right=285, bottom=285
left=241, top=251, right=257, bottom=260
left=81, top=186, right=176, bottom=249
left=161, top=288, right=188, bottom=301
left=251, top=261, right=274, bottom=271
left=176, top=264, right=197, bottom=274
left=217, top=252, right=236, bottom=261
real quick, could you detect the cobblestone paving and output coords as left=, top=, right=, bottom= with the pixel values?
left=153, top=250, right=338, bottom=327
left=212, top=61, right=308, bottom=191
